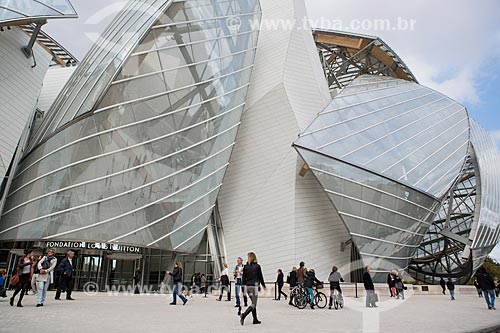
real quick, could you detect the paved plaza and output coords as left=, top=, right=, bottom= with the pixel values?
left=1, top=291, right=499, bottom=332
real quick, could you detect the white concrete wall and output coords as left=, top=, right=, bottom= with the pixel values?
left=218, top=0, right=351, bottom=281
left=0, top=27, right=51, bottom=178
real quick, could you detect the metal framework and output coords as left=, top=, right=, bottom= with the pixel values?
left=313, top=29, right=417, bottom=95
left=409, top=152, right=477, bottom=284
left=19, top=24, right=78, bottom=65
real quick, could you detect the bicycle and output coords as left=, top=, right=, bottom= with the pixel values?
left=291, top=285, right=309, bottom=309
left=330, top=287, right=344, bottom=310
left=313, top=283, right=327, bottom=309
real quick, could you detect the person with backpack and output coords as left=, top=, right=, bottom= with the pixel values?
left=476, top=266, right=496, bottom=310
left=287, top=267, right=297, bottom=306
left=36, top=249, right=57, bottom=307
left=10, top=249, right=33, bottom=307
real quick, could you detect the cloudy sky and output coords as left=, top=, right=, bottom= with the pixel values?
left=44, top=0, right=500, bottom=258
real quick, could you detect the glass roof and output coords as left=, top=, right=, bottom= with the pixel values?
left=0, top=0, right=77, bottom=25
left=295, top=75, right=470, bottom=198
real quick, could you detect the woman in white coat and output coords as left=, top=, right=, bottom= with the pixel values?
left=36, top=249, right=58, bottom=307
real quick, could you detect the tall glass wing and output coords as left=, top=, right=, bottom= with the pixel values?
left=0, top=0, right=262, bottom=253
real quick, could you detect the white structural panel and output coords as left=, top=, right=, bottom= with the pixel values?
left=37, top=66, right=77, bottom=112
left=469, top=119, right=500, bottom=270
left=218, top=0, right=352, bottom=281
left=0, top=26, right=51, bottom=180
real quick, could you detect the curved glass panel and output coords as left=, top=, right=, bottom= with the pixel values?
left=295, top=75, right=470, bottom=198
left=295, top=147, right=440, bottom=282
left=0, top=0, right=262, bottom=253
left=469, top=119, right=500, bottom=267
left=0, top=0, right=77, bottom=25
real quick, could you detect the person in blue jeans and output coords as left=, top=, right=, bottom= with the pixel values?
left=234, top=257, right=247, bottom=313
left=476, top=266, right=496, bottom=310
left=447, top=277, right=455, bottom=300
left=304, top=269, right=321, bottom=309
left=36, top=249, right=58, bottom=307
left=169, top=262, right=188, bottom=306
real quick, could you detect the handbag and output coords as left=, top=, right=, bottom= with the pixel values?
left=10, top=274, right=19, bottom=286
left=373, top=292, right=379, bottom=302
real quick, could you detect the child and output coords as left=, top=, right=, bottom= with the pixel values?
left=447, top=277, right=455, bottom=300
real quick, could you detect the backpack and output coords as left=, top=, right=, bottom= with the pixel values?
left=40, top=256, right=53, bottom=270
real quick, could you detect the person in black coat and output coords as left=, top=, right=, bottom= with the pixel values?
left=169, top=262, right=188, bottom=305
left=275, top=269, right=287, bottom=301
left=363, top=266, right=377, bottom=308
left=439, top=277, right=446, bottom=295
left=287, top=267, right=297, bottom=306
left=304, top=269, right=321, bottom=309
left=476, top=267, right=496, bottom=310
left=240, top=252, right=266, bottom=326
left=55, top=250, right=76, bottom=301
left=134, top=269, right=141, bottom=294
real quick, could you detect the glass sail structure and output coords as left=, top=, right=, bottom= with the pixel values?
left=294, top=75, right=470, bottom=280
left=0, top=0, right=261, bottom=253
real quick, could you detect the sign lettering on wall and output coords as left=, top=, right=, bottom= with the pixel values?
left=45, top=241, right=142, bottom=254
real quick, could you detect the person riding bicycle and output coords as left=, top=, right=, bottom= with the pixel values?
left=328, top=266, right=344, bottom=309
left=304, top=269, right=321, bottom=309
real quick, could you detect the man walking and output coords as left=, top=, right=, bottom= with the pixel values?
left=234, top=257, right=247, bottom=311
left=36, top=249, right=57, bottom=307
left=55, top=250, right=75, bottom=301
left=447, top=277, right=455, bottom=300
left=476, top=267, right=496, bottom=310
left=439, top=277, right=446, bottom=295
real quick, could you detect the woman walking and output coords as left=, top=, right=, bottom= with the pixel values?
left=240, top=252, right=266, bottom=325
left=218, top=263, right=230, bottom=301
left=168, top=262, right=188, bottom=306
left=10, top=249, right=33, bottom=307
left=275, top=269, right=287, bottom=301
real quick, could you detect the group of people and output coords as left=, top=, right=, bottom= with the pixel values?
left=5, top=249, right=76, bottom=308
left=170, top=252, right=266, bottom=326
left=386, top=270, right=406, bottom=300
left=282, top=261, right=343, bottom=310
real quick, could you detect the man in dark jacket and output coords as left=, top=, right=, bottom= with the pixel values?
left=439, top=277, right=446, bottom=295
left=287, top=267, right=297, bottom=306
left=363, top=266, right=377, bottom=308
left=55, top=251, right=75, bottom=300
left=476, top=267, right=496, bottom=310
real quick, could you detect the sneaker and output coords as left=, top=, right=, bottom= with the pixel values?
left=493, top=307, right=497, bottom=310
left=169, top=302, right=176, bottom=305
left=36, top=304, right=43, bottom=307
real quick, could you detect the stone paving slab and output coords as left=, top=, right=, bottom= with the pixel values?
left=0, top=291, right=499, bottom=332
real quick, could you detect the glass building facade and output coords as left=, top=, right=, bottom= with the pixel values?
left=0, top=0, right=262, bottom=256
left=0, top=2, right=499, bottom=286
left=294, top=75, right=471, bottom=280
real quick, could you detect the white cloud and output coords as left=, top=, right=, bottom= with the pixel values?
left=490, top=130, right=500, bottom=148
left=305, top=0, right=500, bottom=106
